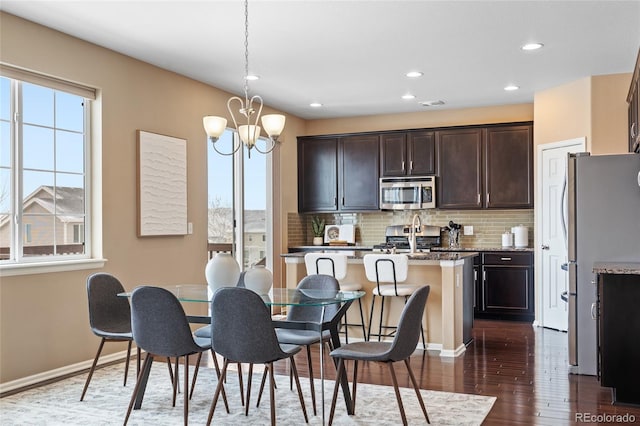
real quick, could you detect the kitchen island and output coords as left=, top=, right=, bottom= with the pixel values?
left=281, top=250, right=478, bottom=357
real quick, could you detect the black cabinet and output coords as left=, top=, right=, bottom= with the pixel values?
left=437, top=124, right=533, bottom=209
left=475, top=252, right=534, bottom=321
left=380, top=130, right=435, bottom=177
left=598, top=272, right=640, bottom=405
left=298, top=135, right=379, bottom=212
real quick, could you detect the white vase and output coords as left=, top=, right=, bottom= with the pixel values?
left=244, top=265, right=273, bottom=294
left=313, top=236, right=324, bottom=246
left=205, top=253, right=241, bottom=292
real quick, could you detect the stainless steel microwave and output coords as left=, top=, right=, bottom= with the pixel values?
left=379, top=176, right=436, bottom=210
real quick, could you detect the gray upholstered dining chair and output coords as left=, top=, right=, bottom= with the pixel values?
left=81, top=273, right=140, bottom=401
left=304, top=252, right=368, bottom=343
left=274, top=274, right=340, bottom=416
left=328, top=285, right=431, bottom=426
left=123, top=286, right=228, bottom=426
left=206, top=287, right=308, bottom=426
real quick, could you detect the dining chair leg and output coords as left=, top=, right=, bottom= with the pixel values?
left=257, top=367, right=267, bottom=407
left=328, top=357, right=345, bottom=426
left=237, top=363, right=245, bottom=407
left=183, top=354, right=189, bottom=426
left=245, top=363, right=254, bottom=416
left=404, top=358, right=430, bottom=423
left=206, top=358, right=229, bottom=426
left=80, top=338, right=105, bottom=401
left=268, top=363, right=276, bottom=426
left=124, top=352, right=153, bottom=425
left=136, top=347, right=141, bottom=376
left=209, top=350, right=229, bottom=413
left=172, top=357, right=179, bottom=407
left=352, top=360, right=359, bottom=412
left=387, top=362, right=408, bottom=426
left=305, top=344, right=317, bottom=416
left=124, top=340, right=133, bottom=386
left=290, top=356, right=309, bottom=423
left=189, top=352, right=203, bottom=400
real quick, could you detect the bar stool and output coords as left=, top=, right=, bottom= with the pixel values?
left=304, top=252, right=368, bottom=343
left=363, top=253, right=426, bottom=348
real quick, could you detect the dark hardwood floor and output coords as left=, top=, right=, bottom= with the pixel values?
left=200, top=320, right=640, bottom=425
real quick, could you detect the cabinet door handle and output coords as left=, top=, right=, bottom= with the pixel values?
left=402, top=161, right=405, bottom=171
left=501, top=257, right=512, bottom=261
left=410, top=160, right=414, bottom=171
left=591, top=302, right=597, bottom=320
left=487, top=192, right=490, bottom=204
left=342, top=197, right=345, bottom=206
left=482, top=270, right=486, bottom=282
left=477, top=193, right=481, bottom=204
left=632, top=122, right=637, bottom=139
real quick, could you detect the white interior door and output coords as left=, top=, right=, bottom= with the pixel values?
left=538, top=138, right=584, bottom=331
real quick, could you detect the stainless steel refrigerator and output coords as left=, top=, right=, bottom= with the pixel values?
left=564, top=153, right=640, bottom=376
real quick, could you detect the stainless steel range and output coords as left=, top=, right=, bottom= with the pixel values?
left=373, top=224, right=442, bottom=252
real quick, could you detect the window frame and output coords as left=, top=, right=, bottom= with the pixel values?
left=0, top=68, right=104, bottom=276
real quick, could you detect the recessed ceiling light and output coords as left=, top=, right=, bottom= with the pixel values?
left=405, top=71, right=424, bottom=78
left=521, top=42, right=543, bottom=51
left=421, top=100, right=445, bottom=107
left=504, top=85, right=519, bottom=91
left=309, top=102, right=323, bottom=108
left=245, top=75, right=260, bottom=81
left=402, top=94, right=416, bottom=100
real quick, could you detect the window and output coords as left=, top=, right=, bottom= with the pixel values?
left=0, top=70, right=93, bottom=265
left=207, top=129, right=272, bottom=270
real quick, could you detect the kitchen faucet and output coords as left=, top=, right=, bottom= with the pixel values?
left=409, top=213, right=421, bottom=254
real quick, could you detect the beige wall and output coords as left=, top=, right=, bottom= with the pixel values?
left=0, top=12, right=302, bottom=383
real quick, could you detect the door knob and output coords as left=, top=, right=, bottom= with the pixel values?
left=541, top=244, right=550, bottom=250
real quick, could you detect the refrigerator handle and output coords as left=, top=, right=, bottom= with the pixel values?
left=560, top=175, right=568, bottom=249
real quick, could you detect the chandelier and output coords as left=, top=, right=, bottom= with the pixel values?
left=203, top=0, right=285, bottom=158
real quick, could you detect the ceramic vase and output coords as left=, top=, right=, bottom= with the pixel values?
left=313, top=236, right=324, bottom=246
left=244, top=265, right=273, bottom=294
left=205, top=253, right=241, bottom=292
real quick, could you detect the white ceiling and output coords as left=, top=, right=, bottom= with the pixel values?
left=2, top=0, right=639, bottom=120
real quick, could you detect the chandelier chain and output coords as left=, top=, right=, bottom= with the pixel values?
left=243, top=0, right=250, bottom=100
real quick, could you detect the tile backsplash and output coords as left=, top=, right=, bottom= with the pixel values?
left=288, top=209, right=534, bottom=249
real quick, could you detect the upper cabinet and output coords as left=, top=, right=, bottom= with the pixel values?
left=380, top=130, right=436, bottom=177
left=628, top=47, right=640, bottom=153
left=484, top=125, right=533, bottom=208
left=298, top=135, right=379, bottom=213
left=437, top=123, right=533, bottom=210
left=298, top=122, right=533, bottom=212
left=437, top=128, right=483, bottom=209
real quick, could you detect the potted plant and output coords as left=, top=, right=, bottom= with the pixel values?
left=311, top=216, right=325, bottom=246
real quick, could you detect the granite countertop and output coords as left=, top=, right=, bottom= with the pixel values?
left=289, top=245, right=533, bottom=253
left=593, top=262, right=640, bottom=275
left=281, top=250, right=478, bottom=261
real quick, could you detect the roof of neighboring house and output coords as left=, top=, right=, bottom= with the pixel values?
left=23, top=186, right=84, bottom=222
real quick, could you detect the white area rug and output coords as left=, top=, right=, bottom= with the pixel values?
left=1, top=363, right=495, bottom=425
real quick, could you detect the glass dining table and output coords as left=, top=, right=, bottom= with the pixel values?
left=120, top=284, right=365, bottom=424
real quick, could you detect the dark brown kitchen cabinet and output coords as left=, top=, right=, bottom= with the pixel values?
left=597, top=272, right=640, bottom=405
left=297, top=135, right=379, bottom=212
left=437, top=128, right=483, bottom=208
left=475, top=251, right=534, bottom=322
left=297, top=137, right=338, bottom=212
left=437, top=123, right=533, bottom=209
left=484, top=125, right=533, bottom=208
left=339, top=135, right=380, bottom=211
left=380, top=131, right=435, bottom=177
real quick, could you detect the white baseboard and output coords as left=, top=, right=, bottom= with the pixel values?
left=0, top=350, right=129, bottom=394
left=440, top=344, right=466, bottom=358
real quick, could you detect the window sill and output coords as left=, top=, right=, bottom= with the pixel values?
left=0, top=258, right=107, bottom=277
